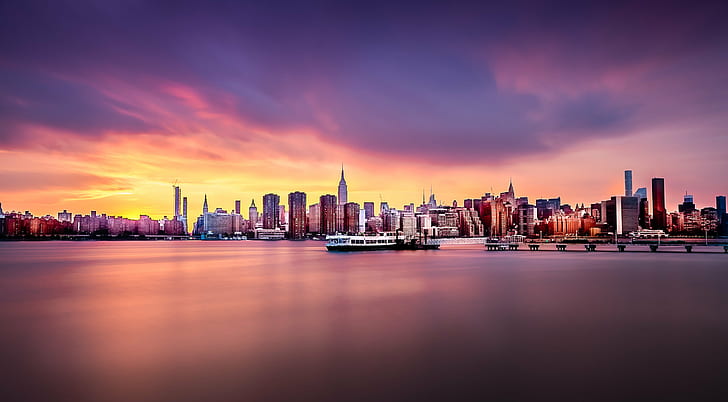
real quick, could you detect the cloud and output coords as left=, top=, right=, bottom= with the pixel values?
left=0, top=0, right=726, bottom=163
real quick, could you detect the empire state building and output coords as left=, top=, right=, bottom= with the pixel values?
left=338, top=166, right=348, bottom=205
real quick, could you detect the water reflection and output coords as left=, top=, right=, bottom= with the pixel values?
left=1, top=241, right=727, bottom=401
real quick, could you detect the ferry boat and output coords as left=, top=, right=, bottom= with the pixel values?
left=325, top=233, right=439, bottom=251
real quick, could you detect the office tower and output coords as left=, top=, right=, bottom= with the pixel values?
left=380, top=202, right=389, bottom=215
left=717, top=196, right=727, bottom=235
left=639, top=197, right=650, bottom=229
left=678, top=193, right=696, bottom=213
left=718, top=196, right=727, bottom=219
left=279, top=205, right=286, bottom=225
left=464, top=199, right=473, bottom=209
left=536, top=198, right=560, bottom=220
left=338, top=166, right=348, bottom=205
left=517, top=204, right=537, bottom=236
left=234, top=200, right=241, bottom=215
left=358, top=209, right=366, bottom=233
left=363, top=202, right=375, bottom=220
left=428, top=187, right=437, bottom=207
left=202, top=194, right=209, bottom=232
left=634, top=187, right=647, bottom=199
left=57, top=210, right=72, bottom=222
left=248, top=200, right=258, bottom=227
left=624, top=170, right=633, bottom=197
left=320, top=194, right=337, bottom=235
left=651, top=178, right=666, bottom=229
left=308, top=203, right=320, bottom=233
left=605, top=196, right=639, bottom=235
left=336, top=204, right=345, bottom=232
left=344, top=202, right=360, bottom=234
left=182, top=196, right=188, bottom=233
left=173, top=185, right=181, bottom=218
left=287, top=192, right=307, bottom=239
left=400, top=211, right=416, bottom=237
left=262, top=193, right=280, bottom=229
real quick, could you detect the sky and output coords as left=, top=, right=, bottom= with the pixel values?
left=1, top=0, right=727, bottom=219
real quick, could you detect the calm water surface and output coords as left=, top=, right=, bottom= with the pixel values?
left=1, top=241, right=727, bottom=401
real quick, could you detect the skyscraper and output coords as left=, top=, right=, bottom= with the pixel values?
left=605, top=196, right=639, bottom=235
left=651, top=178, right=667, bottom=229
left=248, top=200, right=258, bottom=227
left=202, top=194, right=209, bottom=232
left=308, top=203, right=320, bottom=234
left=262, top=193, right=280, bottom=229
left=182, top=196, right=188, bottom=233
left=624, top=170, right=633, bottom=197
left=288, top=192, right=307, bottom=240
left=173, top=185, right=181, bottom=218
left=320, top=194, right=337, bottom=235
left=234, top=200, right=241, bottom=215
left=344, top=202, right=360, bottom=234
left=338, top=166, right=348, bottom=205
left=363, top=202, right=375, bottom=220
left=717, top=195, right=727, bottom=235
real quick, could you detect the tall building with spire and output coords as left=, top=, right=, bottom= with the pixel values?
left=249, top=200, right=258, bottom=227
left=338, top=166, right=348, bottom=205
left=202, top=194, right=209, bottom=232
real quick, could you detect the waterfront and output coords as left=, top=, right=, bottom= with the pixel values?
left=1, top=241, right=727, bottom=401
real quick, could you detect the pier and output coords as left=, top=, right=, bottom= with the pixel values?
left=482, top=243, right=728, bottom=254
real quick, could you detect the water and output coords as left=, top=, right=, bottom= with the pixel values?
left=1, top=241, right=727, bottom=401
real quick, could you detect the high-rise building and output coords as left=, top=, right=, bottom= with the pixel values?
left=182, top=196, right=188, bottom=233
left=605, top=196, right=640, bottom=235
left=235, top=200, right=241, bottom=215
left=336, top=204, right=345, bottom=232
left=278, top=205, right=286, bottom=225
left=262, top=193, right=280, bottom=229
left=57, top=210, right=72, bottom=222
left=717, top=195, right=727, bottom=235
left=308, top=203, right=320, bottom=234
left=651, top=178, right=667, bottom=229
left=634, top=187, right=647, bottom=199
left=288, top=192, right=307, bottom=239
left=344, top=202, right=360, bottom=234
left=624, top=170, right=633, bottom=197
left=380, top=202, right=389, bottom=214
left=338, top=166, right=348, bottom=205
left=363, top=202, right=375, bottom=220
left=517, top=204, right=536, bottom=236
left=173, top=185, right=181, bottom=218
left=248, top=200, right=258, bottom=227
left=678, top=193, right=696, bottom=213
left=320, top=194, right=337, bottom=235
left=536, top=198, right=560, bottom=220
left=639, top=197, right=650, bottom=229
left=202, top=194, right=209, bottom=232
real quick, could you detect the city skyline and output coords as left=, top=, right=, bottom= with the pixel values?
left=2, top=166, right=726, bottom=240
left=1, top=1, right=727, bottom=219
left=2, top=169, right=726, bottom=222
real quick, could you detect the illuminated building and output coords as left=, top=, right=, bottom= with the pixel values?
left=288, top=191, right=307, bottom=239
left=262, top=193, right=280, bottom=229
